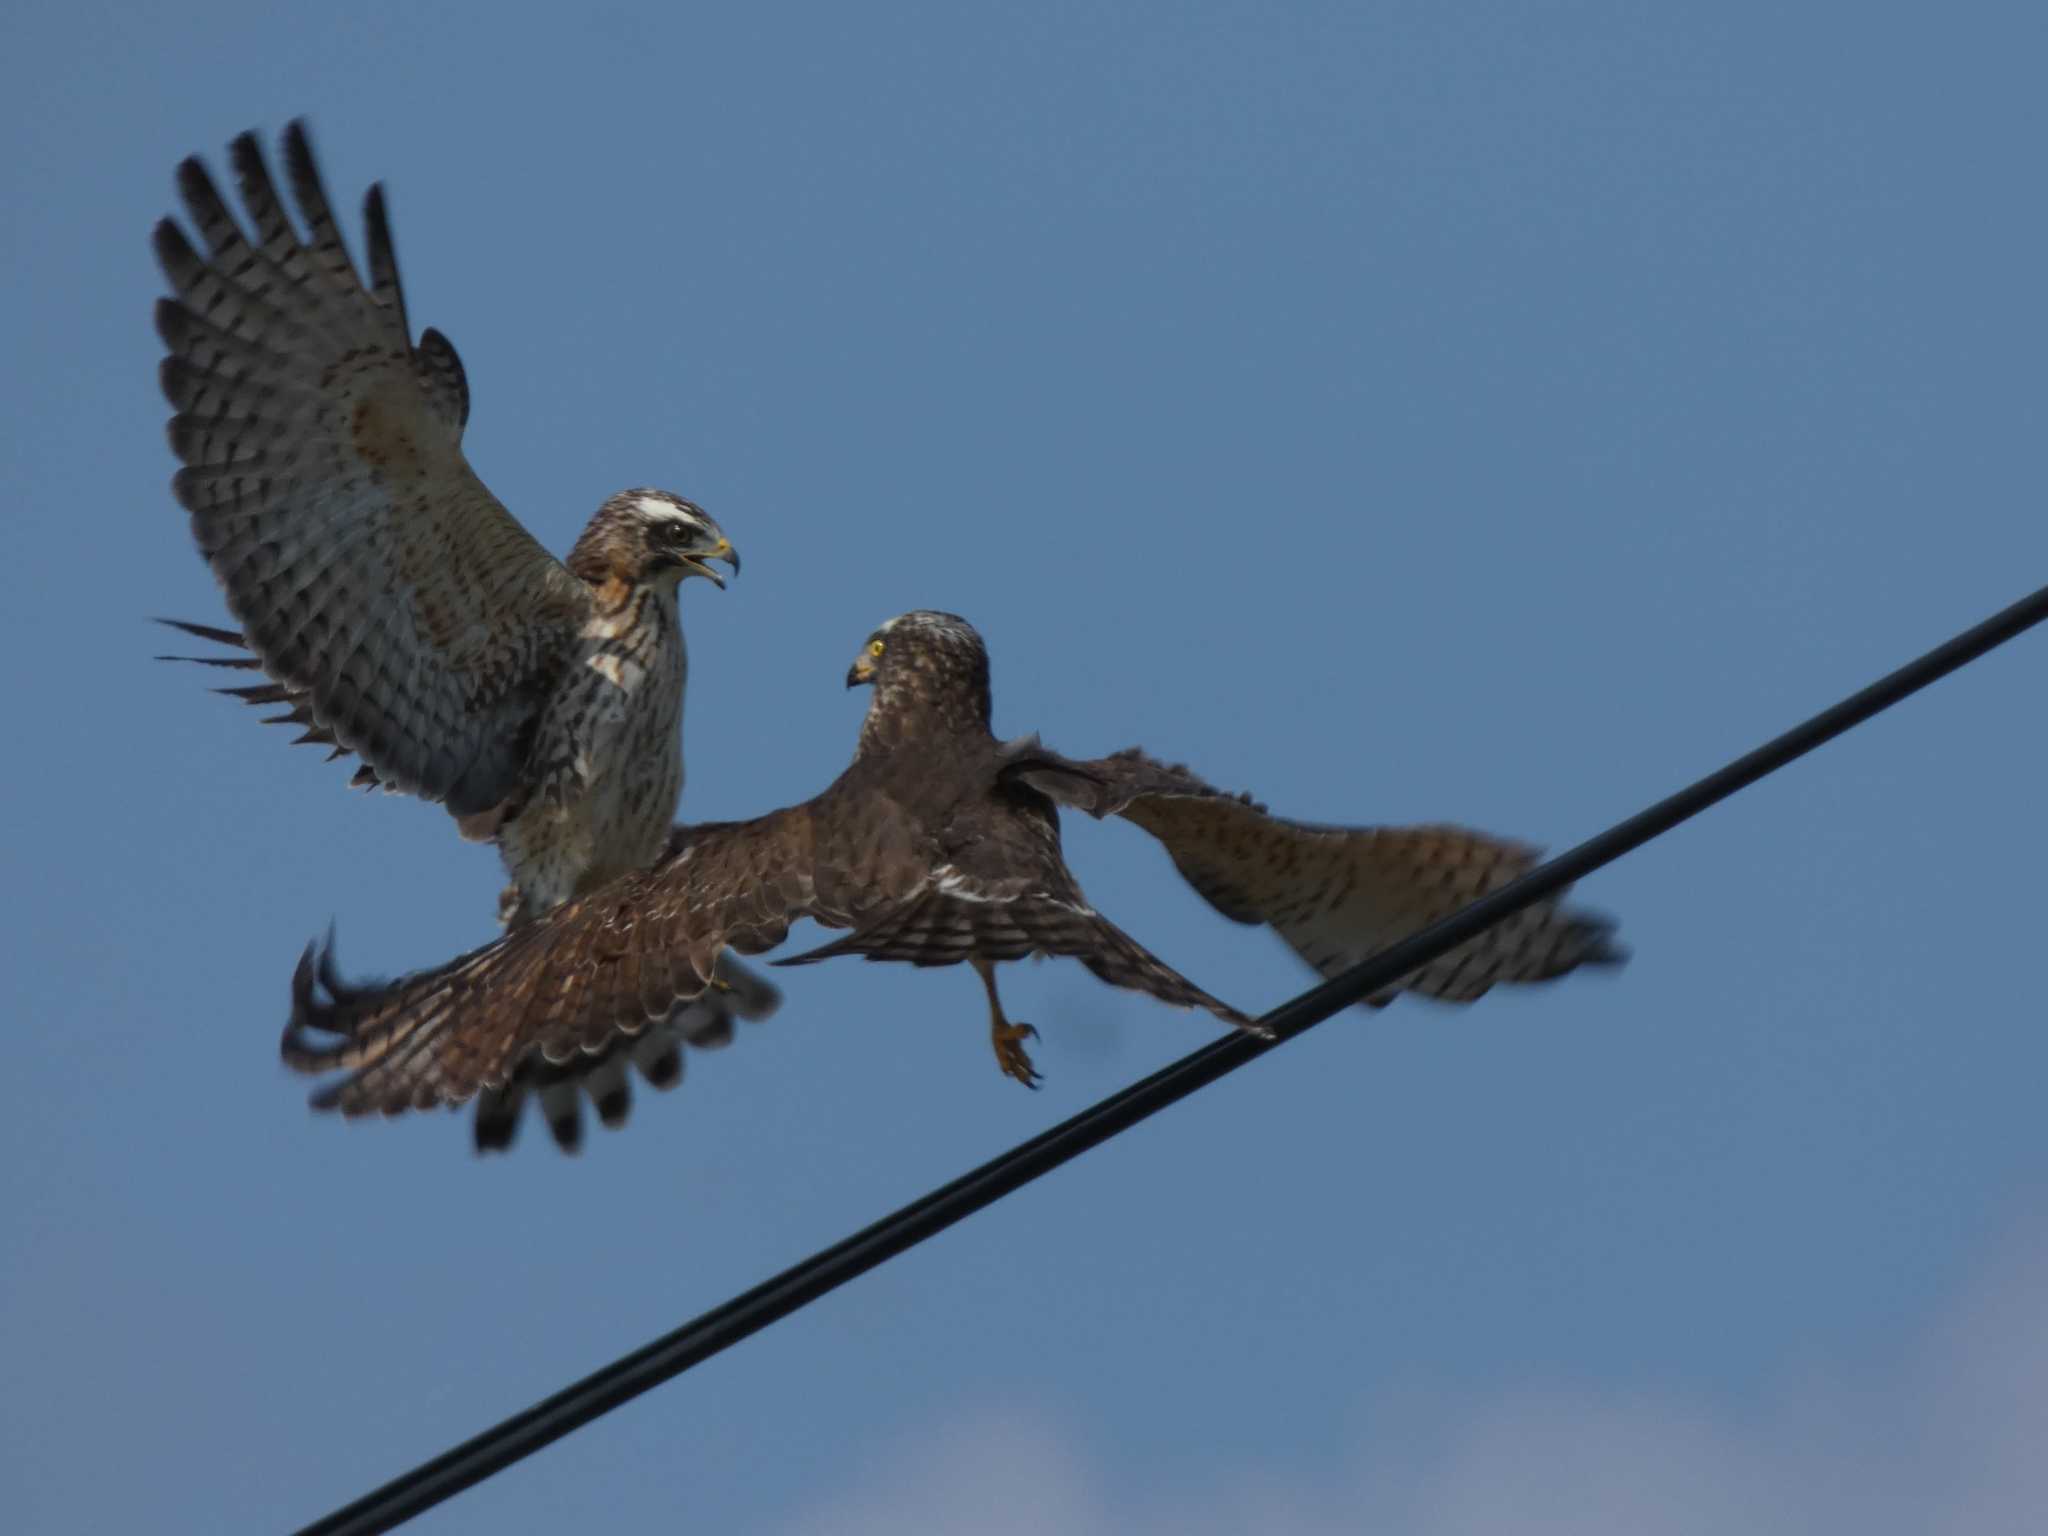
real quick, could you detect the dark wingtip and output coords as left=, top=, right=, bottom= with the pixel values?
left=153, top=654, right=259, bottom=669
left=364, top=182, right=393, bottom=248
left=280, top=119, right=323, bottom=202
left=171, top=157, right=216, bottom=207
left=292, top=936, right=320, bottom=998
left=1572, top=913, right=1629, bottom=970
left=152, top=616, right=247, bottom=647
left=686, top=1015, right=736, bottom=1050
left=281, top=938, right=331, bottom=1068
left=547, top=1109, right=585, bottom=1155
left=640, top=1047, right=684, bottom=1091
left=150, top=219, right=198, bottom=281
left=226, top=129, right=269, bottom=197
left=151, top=295, right=190, bottom=352
left=307, top=1079, right=347, bottom=1113
left=594, top=1084, right=632, bottom=1128
left=1586, top=938, right=1631, bottom=969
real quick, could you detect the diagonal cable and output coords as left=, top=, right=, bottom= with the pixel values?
left=296, top=580, right=2048, bottom=1536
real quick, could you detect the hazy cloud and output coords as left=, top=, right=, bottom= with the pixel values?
left=779, top=1222, right=2048, bottom=1535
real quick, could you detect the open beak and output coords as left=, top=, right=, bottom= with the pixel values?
left=846, top=654, right=876, bottom=689
left=680, top=536, right=738, bottom=590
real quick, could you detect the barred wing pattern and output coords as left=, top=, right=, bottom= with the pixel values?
left=157, top=121, right=591, bottom=818
left=776, top=764, right=1250, bottom=1026
left=1011, top=746, right=1624, bottom=1006
left=470, top=953, right=783, bottom=1153
left=283, top=804, right=854, bottom=1117
left=780, top=875, right=1251, bottom=1027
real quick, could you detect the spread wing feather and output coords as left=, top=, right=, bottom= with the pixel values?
left=778, top=876, right=1252, bottom=1026
left=281, top=798, right=908, bottom=1116
left=155, top=618, right=387, bottom=785
left=469, top=954, right=779, bottom=1154
left=777, top=768, right=1252, bottom=1027
left=1011, top=746, right=1625, bottom=1006
left=156, top=121, right=591, bottom=818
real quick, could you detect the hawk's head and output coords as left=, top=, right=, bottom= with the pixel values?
left=570, top=489, right=739, bottom=591
left=847, top=610, right=993, bottom=737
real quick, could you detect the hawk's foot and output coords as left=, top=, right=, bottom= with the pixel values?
left=973, top=959, right=1042, bottom=1089
left=991, top=1018, right=1042, bottom=1089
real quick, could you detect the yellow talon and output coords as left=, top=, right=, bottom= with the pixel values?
left=974, top=959, right=1042, bottom=1089
left=991, top=1019, right=1042, bottom=1089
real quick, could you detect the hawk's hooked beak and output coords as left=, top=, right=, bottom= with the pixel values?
left=846, top=653, right=877, bottom=689
left=678, top=535, right=738, bottom=591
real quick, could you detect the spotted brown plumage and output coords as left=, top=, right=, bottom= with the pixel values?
left=470, top=949, right=783, bottom=1153
left=154, top=121, right=773, bottom=1150
left=1006, top=747, right=1625, bottom=1006
left=282, top=613, right=1256, bottom=1121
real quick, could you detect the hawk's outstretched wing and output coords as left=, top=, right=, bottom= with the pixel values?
left=777, top=874, right=1251, bottom=1026
left=471, top=952, right=782, bottom=1153
left=281, top=797, right=903, bottom=1117
left=1007, top=745, right=1624, bottom=1005
left=775, top=772, right=1253, bottom=1030
left=156, top=121, right=593, bottom=819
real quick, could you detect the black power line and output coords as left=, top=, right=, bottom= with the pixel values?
left=296, top=581, right=2048, bottom=1535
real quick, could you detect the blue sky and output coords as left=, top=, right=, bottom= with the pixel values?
left=3, top=3, right=2045, bottom=1531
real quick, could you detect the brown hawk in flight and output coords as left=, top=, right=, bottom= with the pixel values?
left=280, top=612, right=1621, bottom=1127
left=153, top=121, right=776, bottom=1150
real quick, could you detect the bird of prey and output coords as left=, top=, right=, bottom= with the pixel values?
left=153, top=120, right=776, bottom=1150
left=282, top=611, right=1258, bottom=1121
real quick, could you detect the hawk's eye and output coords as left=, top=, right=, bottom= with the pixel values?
left=869, top=640, right=886, bottom=658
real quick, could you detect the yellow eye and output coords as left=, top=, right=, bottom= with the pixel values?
left=868, top=639, right=885, bottom=657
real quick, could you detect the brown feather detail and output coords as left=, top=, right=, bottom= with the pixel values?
left=782, top=886, right=1251, bottom=1027
left=1013, top=745, right=1626, bottom=1005
left=469, top=954, right=778, bottom=1153
left=284, top=803, right=834, bottom=1116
